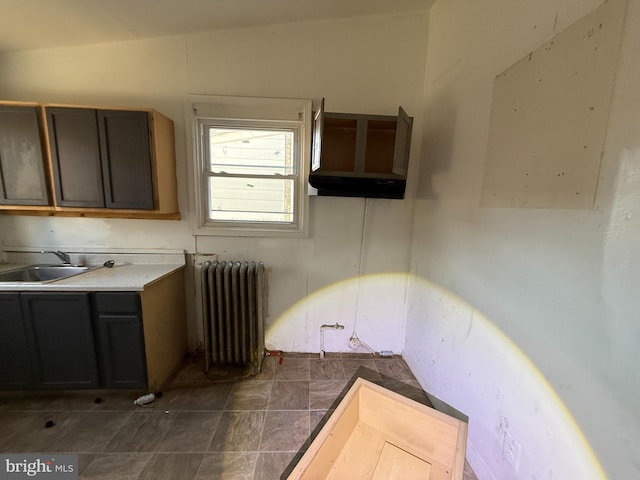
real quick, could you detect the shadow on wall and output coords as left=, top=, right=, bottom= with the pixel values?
left=416, top=88, right=458, bottom=201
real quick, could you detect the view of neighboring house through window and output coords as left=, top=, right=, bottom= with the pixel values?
left=205, top=126, right=295, bottom=223
left=190, top=96, right=311, bottom=237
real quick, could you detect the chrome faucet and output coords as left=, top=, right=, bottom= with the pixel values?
left=41, top=250, right=71, bottom=265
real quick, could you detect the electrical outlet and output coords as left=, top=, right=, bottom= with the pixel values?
left=502, top=431, right=521, bottom=471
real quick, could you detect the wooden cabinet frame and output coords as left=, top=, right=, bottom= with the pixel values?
left=309, top=99, right=412, bottom=199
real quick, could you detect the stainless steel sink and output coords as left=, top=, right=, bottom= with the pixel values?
left=0, top=264, right=95, bottom=283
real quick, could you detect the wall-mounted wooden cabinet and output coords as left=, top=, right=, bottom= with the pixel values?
left=47, top=108, right=154, bottom=210
left=309, top=99, right=412, bottom=199
left=0, top=101, right=179, bottom=219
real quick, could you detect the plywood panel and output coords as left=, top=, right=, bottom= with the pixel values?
left=481, top=0, right=625, bottom=208
left=325, top=422, right=387, bottom=480
left=359, top=383, right=460, bottom=468
left=372, top=442, right=432, bottom=480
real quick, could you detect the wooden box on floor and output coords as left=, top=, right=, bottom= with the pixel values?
left=288, top=378, right=468, bottom=480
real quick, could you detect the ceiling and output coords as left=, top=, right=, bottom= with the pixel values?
left=0, top=0, right=432, bottom=54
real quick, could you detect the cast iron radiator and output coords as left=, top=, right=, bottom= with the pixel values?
left=200, top=260, right=266, bottom=375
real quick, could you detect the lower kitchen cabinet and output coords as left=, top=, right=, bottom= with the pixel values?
left=0, top=268, right=186, bottom=391
left=22, top=293, right=100, bottom=389
left=0, top=293, right=34, bottom=389
left=95, top=292, right=147, bottom=389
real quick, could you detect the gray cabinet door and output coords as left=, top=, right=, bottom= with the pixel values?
left=0, top=105, right=49, bottom=206
left=98, top=110, right=154, bottom=210
left=0, top=293, right=34, bottom=389
left=95, top=292, right=147, bottom=388
left=22, top=293, right=99, bottom=389
left=47, top=108, right=155, bottom=210
left=47, top=107, right=105, bottom=207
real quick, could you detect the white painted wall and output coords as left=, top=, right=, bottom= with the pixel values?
left=404, top=0, right=640, bottom=478
left=0, top=12, right=428, bottom=354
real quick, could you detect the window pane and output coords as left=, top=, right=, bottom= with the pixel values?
left=208, top=128, right=294, bottom=176
left=207, top=177, right=294, bottom=223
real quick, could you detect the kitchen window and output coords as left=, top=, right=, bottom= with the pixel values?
left=190, top=96, right=311, bottom=237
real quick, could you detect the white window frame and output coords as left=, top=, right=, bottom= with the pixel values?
left=188, top=95, right=311, bottom=237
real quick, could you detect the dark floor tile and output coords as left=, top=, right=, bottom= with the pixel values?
left=172, top=383, right=233, bottom=410
left=309, top=409, right=333, bottom=438
left=253, top=452, right=299, bottom=480
left=29, top=391, right=105, bottom=411
left=310, top=358, right=345, bottom=380
left=56, top=411, right=133, bottom=453
left=224, top=381, right=272, bottom=410
left=204, top=364, right=259, bottom=383
left=0, top=390, right=140, bottom=412
left=154, top=411, right=222, bottom=453
left=341, top=358, right=382, bottom=382
left=209, top=411, right=265, bottom=452
left=0, top=411, right=46, bottom=449
left=309, top=381, right=348, bottom=410
left=259, top=411, right=309, bottom=453
left=273, top=358, right=310, bottom=381
left=91, top=391, right=143, bottom=411
left=170, top=359, right=208, bottom=386
left=0, top=391, right=61, bottom=410
left=140, top=388, right=186, bottom=411
left=138, top=453, right=203, bottom=480
left=1, top=411, right=86, bottom=453
left=77, top=454, right=95, bottom=475
left=195, top=452, right=258, bottom=480
left=374, top=357, right=415, bottom=380
left=79, top=453, right=152, bottom=479
left=106, top=410, right=177, bottom=453
left=267, top=381, right=309, bottom=410
left=253, top=356, right=277, bottom=380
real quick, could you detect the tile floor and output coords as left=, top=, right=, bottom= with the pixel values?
left=0, top=353, right=478, bottom=479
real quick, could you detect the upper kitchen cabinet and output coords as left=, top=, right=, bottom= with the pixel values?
left=0, top=100, right=179, bottom=219
left=0, top=103, right=50, bottom=206
left=46, top=106, right=176, bottom=214
left=309, top=99, right=413, bottom=199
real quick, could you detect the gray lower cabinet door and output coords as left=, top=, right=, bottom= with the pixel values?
left=94, top=292, right=147, bottom=388
left=97, top=314, right=147, bottom=388
left=0, top=293, right=34, bottom=388
left=22, top=292, right=100, bottom=388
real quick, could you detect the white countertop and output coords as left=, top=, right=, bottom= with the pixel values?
left=0, top=262, right=185, bottom=292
